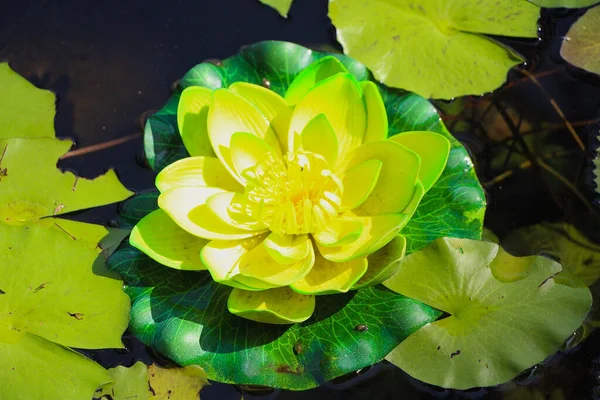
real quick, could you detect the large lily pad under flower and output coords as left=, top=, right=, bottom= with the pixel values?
left=114, top=41, right=486, bottom=389
left=328, top=0, right=540, bottom=99
left=384, top=237, right=592, bottom=389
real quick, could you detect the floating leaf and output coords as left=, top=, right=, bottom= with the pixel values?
left=529, top=0, right=599, bottom=8
left=561, top=5, right=600, bottom=75
left=108, top=244, right=440, bottom=390
left=383, top=237, right=592, bottom=389
left=329, top=0, right=540, bottom=99
left=258, top=0, right=293, bottom=17
left=122, top=41, right=486, bottom=389
left=95, top=362, right=209, bottom=400
left=50, top=218, right=130, bottom=257
left=0, top=137, right=133, bottom=224
left=0, top=63, right=55, bottom=139
left=0, top=223, right=131, bottom=399
left=1, top=334, right=111, bottom=400
left=503, top=222, right=600, bottom=286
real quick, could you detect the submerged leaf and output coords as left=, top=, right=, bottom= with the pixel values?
left=329, top=0, right=539, bottom=99
left=503, top=222, right=600, bottom=286
left=384, top=237, right=592, bottom=389
left=561, top=5, right=600, bottom=75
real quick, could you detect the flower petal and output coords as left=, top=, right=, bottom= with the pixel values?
left=300, top=114, right=339, bottom=166
left=177, top=86, right=216, bottom=157
left=352, top=234, right=406, bottom=289
left=340, top=159, right=382, bottom=210
left=345, top=140, right=420, bottom=216
left=361, top=81, right=388, bottom=144
left=229, top=82, right=292, bottom=152
left=401, top=180, right=425, bottom=219
left=155, top=156, right=243, bottom=193
left=229, top=132, right=275, bottom=177
left=312, top=217, right=364, bottom=247
left=205, top=191, right=267, bottom=232
left=159, top=187, right=262, bottom=240
left=237, top=239, right=315, bottom=286
left=130, top=209, right=208, bottom=270
left=201, top=237, right=271, bottom=290
left=389, top=131, right=450, bottom=192
left=291, top=252, right=368, bottom=295
left=207, top=89, right=282, bottom=182
left=227, top=287, right=315, bottom=324
left=284, top=56, right=348, bottom=106
left=262, top=233, right=311, bottom=265
left=288, top=73, right=366, bottom=164
left=318, top=213, right=408, bottom=262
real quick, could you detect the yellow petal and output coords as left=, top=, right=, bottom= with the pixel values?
left=207, top=89, right=283, bottom=182
left=263, top=233, right=311, bottom=265
left=344, top=140, right=420, bottom=216
left=361, top=81, right=388, bottom=144
left=389, top=131, right=450, bottom=192
left=158, top=187, right=263, bottom=240
left=177, top=86, right=216, bottom=157
left=312, top=218, right=364, bottom=247
left=229, top=82, right=292, bottom=152
left=300, top=114, right=339, bottom=166
left=352, top=234, right=406, bottom=289
left=200, top=236, right=267, bottom=289
left=205, top=191, right=267, bottom=231
left=229, top=132, right=275, bottom=177
left=236, top=239, right=315, bottom=286
left=291, top=252, right=368, bottom=295
left=340, top=159, right=382, bottom=210
left=401, top=180, right=425, bottom=219
left=155, top=156, right=243, bottom=193
left=130, top=209, right=208, bottom=270
left=227, top=287, right=315, bottom=324
left=287, top=73, right=366, bottom=165
left=284, top=56, right=348, bottom=106
left=318, top=213, right=408, bottom=262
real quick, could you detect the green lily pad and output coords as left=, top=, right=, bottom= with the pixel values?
left=258, top=0, right=293, bottom=17
left=0, top=63, right=55, bottom=139
left=383, top=237, right=592, bottom=389
left=95, top=362, right=209, bottom=400
left=561, top=5, right=600, bottom=75
left=328, top=0, right=540, bottom=99
left=529, top=0, right=599, bottom=7
left=503, top=222, right=600, bottom=286
left=119, top=41, right=487, bottom=389
left=0, top=137, right=133, bottom=224
left=1, top=333, right=112, bottom=400
left=0, top=223, right=131, bottom=399
left=109, top=243, right=440, bottom=390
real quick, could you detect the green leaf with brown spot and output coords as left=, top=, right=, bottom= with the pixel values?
left=561, top=4, right=600, bottom=75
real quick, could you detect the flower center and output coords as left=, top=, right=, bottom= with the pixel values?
left=242, top=151, right=343, bottom=236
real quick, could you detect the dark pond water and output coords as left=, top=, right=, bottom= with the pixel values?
left=3, top=1, right=600, bottom=398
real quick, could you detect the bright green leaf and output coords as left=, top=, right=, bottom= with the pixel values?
left=560, top=5, right=600, bottom=75
left=0, top=63, right=55, bottom=139
left=0, top=137, right=133, bottom=224
left=0, top=223, right=130, bottom=349
left=51, top=218, right=129, bottom=257
left=329, top=0, right=540, bottom=99
left=384, top=237, right=592, bottom=389
left=258, top=0, right=294, bottom=17
left=95, top=362, right=149, bottom=400
left=0, top=333, right=111, bottom=400
left=529, top=0, right=599, bottom=7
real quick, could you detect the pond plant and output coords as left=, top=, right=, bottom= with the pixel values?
left=2, top=0, right=600, bottom=397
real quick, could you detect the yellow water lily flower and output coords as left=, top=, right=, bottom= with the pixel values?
left=130, top=56, right=451, bottom=324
